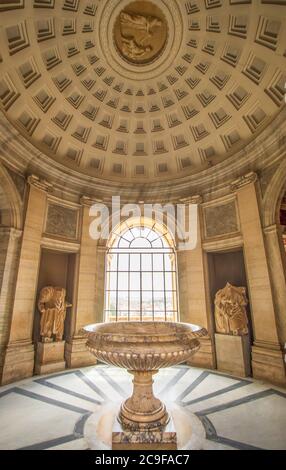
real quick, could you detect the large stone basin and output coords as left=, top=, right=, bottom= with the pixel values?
left=83, top=321, right=208, bottom=433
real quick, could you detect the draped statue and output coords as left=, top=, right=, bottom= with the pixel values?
left=38, top=286, right=72, bottom=342
left=214, top=283, right=249, bottom=336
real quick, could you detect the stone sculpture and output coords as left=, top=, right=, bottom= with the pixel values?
left=38, top=286, right=72, bottom=342
left=83, top=321, right=208, bottom=441
left=118, top=10, right=162, bottom=60
left=214, top=282, right=249, bottom=336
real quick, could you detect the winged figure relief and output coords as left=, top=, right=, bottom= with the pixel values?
left=119, top=11, right=162, bottom=60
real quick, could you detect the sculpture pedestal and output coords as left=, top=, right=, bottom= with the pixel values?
left=112, top=417, right=177, bottom=450
left=35, top=341, right=66, bottom=375
left=215, top=333, right=251, bottom=377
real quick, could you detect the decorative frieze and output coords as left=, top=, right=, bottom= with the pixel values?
left=204, top=201, right=239, bottom=238
left=45, top=203, right=78, bottom=239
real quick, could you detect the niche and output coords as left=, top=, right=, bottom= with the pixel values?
left=33, top=249, right=76, bottom=344
left=207, top=249, right=252, bottom=377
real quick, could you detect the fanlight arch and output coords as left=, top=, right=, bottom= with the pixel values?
left=104, top=218, right=178, bottom=322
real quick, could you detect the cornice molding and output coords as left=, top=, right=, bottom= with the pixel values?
left=27, top=174, right=53, bottom=193
left=230, top=172, right=258, bottom=192
left=80, top=195, right=103, bottom=207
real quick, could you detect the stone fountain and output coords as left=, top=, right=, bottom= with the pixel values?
left=83, top=321, right=208, bottom=450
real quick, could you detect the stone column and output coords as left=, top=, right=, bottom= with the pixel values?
left=177, top=196, right=215, bottom=369
left=65, top=196, right=101, bottom=368
left=231, top=173, right=285, bottom=385
left=263, top=224, right=286, bottom=345
left=1, top=175, right=52, bottom=384
left=0, top=227, right=22, bottom=381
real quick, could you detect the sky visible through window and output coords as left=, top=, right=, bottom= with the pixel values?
left=105, top=225, right=178, bottom=322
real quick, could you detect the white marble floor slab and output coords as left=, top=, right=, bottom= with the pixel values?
left=0, top=365, right=285, bottom=450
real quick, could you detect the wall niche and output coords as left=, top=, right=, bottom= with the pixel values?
left=207, top=249, right=253, bottom=377
left=33, top=248, right=77, bottom=375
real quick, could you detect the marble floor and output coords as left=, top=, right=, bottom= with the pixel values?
left=0, top=365, right=286, bottom=450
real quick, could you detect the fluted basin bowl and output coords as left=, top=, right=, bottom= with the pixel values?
left=83, top=321, right=208, bottom=432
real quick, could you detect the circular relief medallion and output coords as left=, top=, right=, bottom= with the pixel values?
left=113, top=1, right=168, bottom=65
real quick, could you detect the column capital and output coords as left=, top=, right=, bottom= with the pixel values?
left=179, top=195, right=203, bottom=205
left=230, top=172, right=257, bottom=192
left=80, top=195, right=103, bottom=207
left=27, top=174, right=53, bottom=193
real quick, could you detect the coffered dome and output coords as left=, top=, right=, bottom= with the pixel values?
left=0, top=0, right=285, bottom=183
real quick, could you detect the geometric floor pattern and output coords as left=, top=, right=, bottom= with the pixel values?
left=0, top=365, right=286, bottom=450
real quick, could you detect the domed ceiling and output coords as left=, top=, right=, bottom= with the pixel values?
left=0, top=0, right=285, bottom=183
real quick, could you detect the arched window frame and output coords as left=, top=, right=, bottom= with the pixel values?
left=104, top=218, right=179, bottom=322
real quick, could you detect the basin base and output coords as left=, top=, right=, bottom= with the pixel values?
left=83, top=402, right=206, bottom=450
left=112, top=417, right=177, bottom=450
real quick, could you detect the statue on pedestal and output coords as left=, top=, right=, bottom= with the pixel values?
left=38, top=286, right=72, bottom=342
left=214, top=282, right=249, bottom=336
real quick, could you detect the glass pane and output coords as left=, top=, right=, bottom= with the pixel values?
left=142, top=272, right=152, bottom=290
left=166, top=291, right=175, bottom=311
left=141, top=253, right=152, bottom=271
left=151, top=237, right=163, bottom=248
left=130, top=272, right=140, bottom=290
left=131, top=237, right=151, bottom=248
left=117, top=311, right=129, bottom=322
left=166, top=312, right=176, bottom=322
left=153, top=291, right=165, bottom=311
left=129, top=291, right=140, bottom=311
left=109, top=253, right=118, bottom=271
left=154, top=311, right=165, bottom=321
left=123, top=229, right=134, bottom=242
left=147, top=229, right=158, bottom=242
left=164, top=253, right=173, bottom=271
left=142, top=290, right=153, bottom=311
left=140, top=227, right=151, bottom=239
left=130, top=253, right=140, bottom=271
left=130, top=311, right=141, bottom=321
left=118, top=272, right=129, bottom=290
left=117, top=291, right=128, bottom=311
left=153, top=254, right=164, bottom=271
left=153, top=272, right=164, bottom=290
left=131, top=227, right=141, bottom=238
left=105, top=310, right=117, bottom=322
left=164, top=272, right=173, bottom=290
left=118, top=253, right=129, bottom=270
left=108, top=272, right=117, bottom=290
left=106, top=290, right=117, bottom=312
left=118, top=237, right=130, bottom=248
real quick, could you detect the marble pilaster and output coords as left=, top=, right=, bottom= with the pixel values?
left=1, top=177, right=52, bottom=384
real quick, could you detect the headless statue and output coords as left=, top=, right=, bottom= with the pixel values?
left=214, top=282, right=248, bottom=336
left=38, top=286, right=72, bottom=342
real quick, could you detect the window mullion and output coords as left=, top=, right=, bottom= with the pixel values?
left=152, top=253, right=154, bottom=322
left=116, top=253, right=119, bottom=322
left=128, top=253, right=130, bottom=322
left=140, top=253, right=142, bottom=321
left=163, top=253, right=166, bottom=321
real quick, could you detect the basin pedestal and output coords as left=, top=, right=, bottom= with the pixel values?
left=120, top=370, right=168, bottom=431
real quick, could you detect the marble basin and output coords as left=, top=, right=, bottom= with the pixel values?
left=83, top=321, right=208, bottom=432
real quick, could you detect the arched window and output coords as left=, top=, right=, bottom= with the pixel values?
left=104, top=221, right=178, bottom=322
